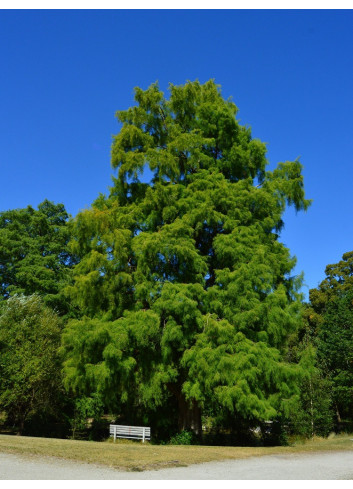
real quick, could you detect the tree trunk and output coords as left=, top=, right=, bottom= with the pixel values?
left=335, top=404, right=342, bottom=424
left=17, top=416, right=25, bottom=436
left=309, top=377, right=314, bottom=438
left=177, top=392, right=202, bottom=436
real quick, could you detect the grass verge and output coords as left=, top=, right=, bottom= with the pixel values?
left=0, top=434, right=352, bottom=471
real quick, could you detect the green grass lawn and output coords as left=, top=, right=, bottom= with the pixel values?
left=0, top=434, right=352, bottom=471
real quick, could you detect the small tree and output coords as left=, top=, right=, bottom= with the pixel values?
left=69, top=394, right=104, bottom=439
left=289, top=345, right=333, bottom=438
left=0, top=295, right=61, bottom=434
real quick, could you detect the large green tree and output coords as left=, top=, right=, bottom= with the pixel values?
left=0, top=200, right=76, bottom=314
left=62, top=80, right=310, bottom=435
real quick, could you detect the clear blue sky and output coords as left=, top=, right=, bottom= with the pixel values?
left=1, top=10, right=352, bottom=297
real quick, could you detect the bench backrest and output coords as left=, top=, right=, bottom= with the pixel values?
left=109, top=424, right=151, bottom=440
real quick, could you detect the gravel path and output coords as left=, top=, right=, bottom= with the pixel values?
left=1, top=450, right=353, bottom=479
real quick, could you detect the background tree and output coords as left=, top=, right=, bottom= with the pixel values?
left=62, top=80, right=311, bottom=437
left=285, top=301, right=334, bottom=439
left=308, top=251, right=353, bottom=426
left=0, top=295, right=62, bottom=434
left=307, top=251, right=353, bottom=338
left=288, top=344, right=333, bottom=438
left=0, top=200, right=76, bottom=315
left=317, top=290, right=353, bottom=425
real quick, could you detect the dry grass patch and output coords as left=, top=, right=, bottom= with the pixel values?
left=0, top=434, right=352, bottom=471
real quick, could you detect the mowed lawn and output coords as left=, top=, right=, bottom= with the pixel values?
left=0, top=434, right=353, bottom=471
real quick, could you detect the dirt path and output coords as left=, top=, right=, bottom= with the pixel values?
left=1, top=450, right=353, bottom=479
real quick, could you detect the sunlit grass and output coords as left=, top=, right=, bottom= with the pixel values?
left=0, top=433, right=352, bottom=471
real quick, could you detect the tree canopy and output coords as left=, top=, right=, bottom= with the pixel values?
left=0, top=200, right=75, bottom=314
left=309, top=251, right=353, bottom=316
left=306, top=251, right=353, bottom=425
left=60, top=80, right=311, bottom=435
left=0, top=295, right=62, bottom=433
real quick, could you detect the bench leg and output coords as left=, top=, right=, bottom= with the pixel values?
left=142, top=427, right=145, bottom=443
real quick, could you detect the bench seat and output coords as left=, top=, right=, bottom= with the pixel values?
left=109, top=424, right=151, bottom=442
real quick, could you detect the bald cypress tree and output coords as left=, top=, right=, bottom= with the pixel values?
left=62, top=80, right=310, bottom=436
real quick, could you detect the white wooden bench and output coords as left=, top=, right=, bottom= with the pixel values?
left=109, top=424, right=151, bottom=443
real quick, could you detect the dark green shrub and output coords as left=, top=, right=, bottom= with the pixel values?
left=168, top=430, right=196, bottom=445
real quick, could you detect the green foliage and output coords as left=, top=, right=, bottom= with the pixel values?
left=308, top=252, right=353, bottom=425
left=168, top=430, right=196, bottom=445
left=318, top=290, right=353, bottom=421
left=288, top=345, right=333, bottom=438
left=70, top=394, right=104, bottom=439
left=182, top=321, right=301, bottom=420
left=0, top=200, right=76, bottom=314
left=314, top=251, right=353, bottom=302
left=62, top=80, right=311, bottom=434
left=0, top=295, right=62, bottom=433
